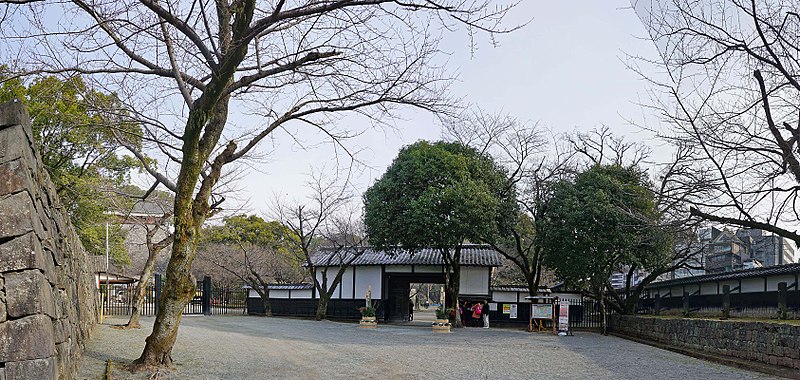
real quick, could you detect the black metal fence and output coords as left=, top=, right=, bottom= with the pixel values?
left=101, top=275, right=248, bottom=317
left=637, top=284, right=800, bottom=319
left=482, top=298, right=605, bottom=329
left=211, top=286, right=248, bottom=315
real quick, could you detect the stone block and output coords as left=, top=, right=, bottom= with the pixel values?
left=0, top=232, right=46, bottom=273
left=4, top=270, right=55, bottom=318
left=0, top=192, right=42, bottom=240
left=5, top=357, right=56, bottom=380
left=0, top=99, right=31, bottom=128
left=0, top=314, right=55, bottom=362
left=0, top=159, right=33, bottom=196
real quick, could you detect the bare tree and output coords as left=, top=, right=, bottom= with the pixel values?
left=443, top=110, right=574, bottom=297
left=200, top=241, right=305, bottom=316
left=633, top=0, right=800, bottom=249
left=124, top=210, right=173, bottom=329
left=104, top=188, right=174, bottom=329
left=273, top=175, right=366, bottom=320
left=1, top=0, right=521, bottom=368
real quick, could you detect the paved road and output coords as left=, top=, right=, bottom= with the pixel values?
left=79, top=315, right=778, bottom=380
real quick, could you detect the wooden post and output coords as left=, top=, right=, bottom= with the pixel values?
left=154, top=273, right=162, bottom=315
left=778, top=282, right=788, bottom=320
left=682, top=292, right=689, bottom=317
left=722, top=285, right=730, bottom=319
left=203, top=275, right=212, bottom=316
left=654, top=294, right=660, bottom=316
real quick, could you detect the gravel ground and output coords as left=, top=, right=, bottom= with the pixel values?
left=78, top=313, right=778, bottom=380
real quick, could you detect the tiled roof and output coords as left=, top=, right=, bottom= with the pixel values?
left=244, top=283, right=314, bottom=290
left=308, top=245, right=503, bottom=267
left=648, top=263, right=800, bottom=288
left=490, top=286, right=550, bottom=293
left=269, top=283, right=313, bottom=290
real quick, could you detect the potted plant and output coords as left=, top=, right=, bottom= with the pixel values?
left=358, top=304, right=377, bottom=328
left=432, top=307, right=452, bottom=333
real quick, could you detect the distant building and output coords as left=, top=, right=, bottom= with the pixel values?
left=610, top=268, right=648, bottom=289
left=735, top=228, right=795, bottom=266
left=107, top=198, right=173, bottom=277
left=705, top=228, right=749, bottom=273
left=627, top=226, right=796, bottom=284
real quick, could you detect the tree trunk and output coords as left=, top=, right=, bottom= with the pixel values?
left=599, top=288, right=607, bottom=335
left=260, top=287, right=273, bottom=317
left=125, top=248, right=160, bottom=329
left=526, top=271, right=538, bottom=299
left=133, top=97, right=231, bottom=369
left=316, top=293, right=331, bottom=321
left=133, top=177, right=205, bottom=368
left=445, top=263, right=462, bottom=328
left=132, top=232, right=198, bottom=369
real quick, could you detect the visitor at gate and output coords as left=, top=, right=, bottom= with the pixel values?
left=482, top=301, right=489, bottom=329
left=463, top=301, right=472, bottom=325
left=471, top=302, right=482, bottom=327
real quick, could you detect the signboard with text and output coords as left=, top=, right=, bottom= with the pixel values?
left=509, top=304, right=518, bottom=319
left=531, top=304, right=553, bottom=320
left=502, top=304, right=511, bottom=314
left=558, top=300, right=570, bottom=332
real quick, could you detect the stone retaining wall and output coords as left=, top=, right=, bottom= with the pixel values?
left=610, top=315, right=800, bottom=370
left=0, top=99, right=98, bottom=379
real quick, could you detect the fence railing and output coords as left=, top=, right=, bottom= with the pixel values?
left=101, top=275, right=247, bottom=317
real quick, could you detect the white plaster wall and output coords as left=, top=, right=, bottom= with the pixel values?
left=700, top=283, right=717, bottom=295
left=741, top=277, right=765, bottom=293
left=271, top=289, right=290, bottom=299
left=414, top=265, right=443, bottom=273
left=491, top=291, right=517, bottom=303
left=315, top=268, right=342, bottom=299
left=293, top=289, right=313, bottom=299
left=339, top=267, right=354, bottom=299
left=354, top=266, right=382, bottom=298
left=767, top=275, right=796, bottom=291
left=719, top=280, right=739, bottom=293
left=386, top=265, right=412, bottom=273
left=459, top=267, right=488, bottom=295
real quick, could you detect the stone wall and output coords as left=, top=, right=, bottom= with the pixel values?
left=0, top=99, right=98, bottom=379
left=610, top=315, right=800, bottom=371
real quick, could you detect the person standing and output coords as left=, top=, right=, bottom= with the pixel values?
left=471, top=302, right=482, bottom=327
left=482, top=301, right=490, bottom=329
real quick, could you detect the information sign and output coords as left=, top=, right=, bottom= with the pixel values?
left=531, top=304, right=553, bottom=319
left=558, top=300, right=570, bottom=332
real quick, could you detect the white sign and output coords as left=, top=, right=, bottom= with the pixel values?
left=509, top=304, right=518, bottom=319
left=558, top=300, right=570, bottom=332
left=488, top=302, right=497, bottom=311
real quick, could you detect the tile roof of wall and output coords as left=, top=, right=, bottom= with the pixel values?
left=648, top=262, right=800, bottom=288
left=307, top=245, right=503, bottom=267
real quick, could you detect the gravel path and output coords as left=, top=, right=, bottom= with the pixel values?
left=78, top=314, right=778, bottom=380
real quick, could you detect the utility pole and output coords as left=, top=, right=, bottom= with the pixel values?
left=106, top=222, right=110, bottom=315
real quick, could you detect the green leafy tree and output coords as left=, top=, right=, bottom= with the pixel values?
left=540, top=164, right=671, bottom=333
left=364, top=140, right=517, bottom=327
left=0, top=69, right=143, bottom=266
left=199, top=215, right=305, bottom=316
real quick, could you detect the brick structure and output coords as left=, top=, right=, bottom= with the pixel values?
left=611, top=315, right=800, bottom=371
left=0, top=99, right=98, bottom=379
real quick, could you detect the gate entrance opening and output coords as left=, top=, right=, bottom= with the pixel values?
left=384, top=273, right=444, bottom=322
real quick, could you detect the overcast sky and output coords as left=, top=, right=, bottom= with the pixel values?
left=130, top=1, right=667, bottom=219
